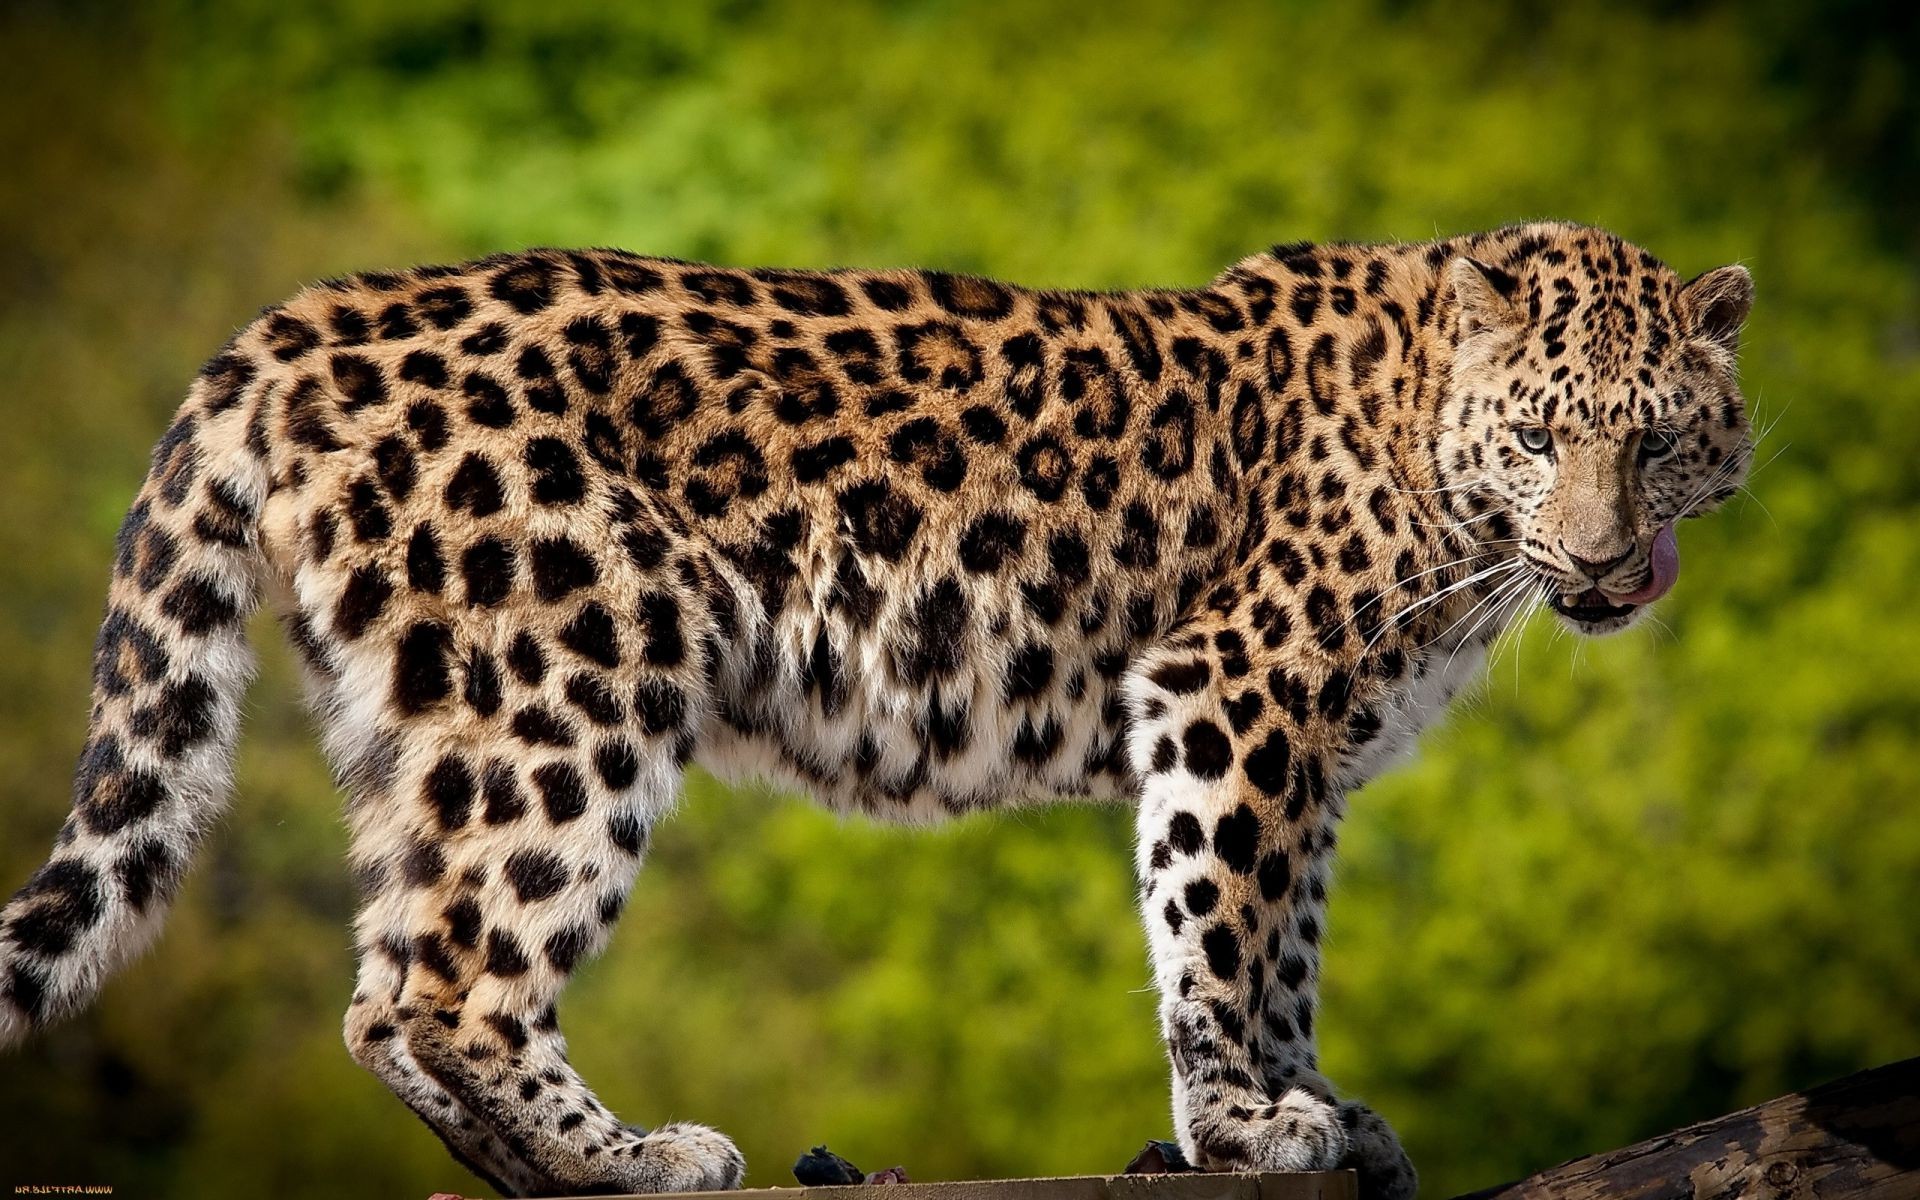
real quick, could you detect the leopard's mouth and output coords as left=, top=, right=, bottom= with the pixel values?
left=1549, top=588, right=1638, bottom=630
left=1543, top=524, right=1679, bottom=634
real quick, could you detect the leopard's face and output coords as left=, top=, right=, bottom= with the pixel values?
left=1438, top=243, right=1755, bottom=635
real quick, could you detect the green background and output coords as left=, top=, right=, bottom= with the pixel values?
left=1, top=2, right=1916, bottom=1196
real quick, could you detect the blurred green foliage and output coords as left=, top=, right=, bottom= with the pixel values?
left=1, top=2, right=1916, bottom=1197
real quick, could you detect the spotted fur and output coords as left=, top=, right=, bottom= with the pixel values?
left=0, top=223, right=1752, bottom=1199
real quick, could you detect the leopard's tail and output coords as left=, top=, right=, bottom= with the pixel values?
left=1, top=347, right=270, bottom=1048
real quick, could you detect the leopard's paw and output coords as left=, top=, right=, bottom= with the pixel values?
left=1189, top=1087, right=1350, bottom=1174
left=616, top=1122, right=746, bottom=1194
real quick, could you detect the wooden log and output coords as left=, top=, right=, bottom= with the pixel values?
left=532, top=1172, right=1356, bottom=1200
left=1454, top=1056, right=1920, bottom=1199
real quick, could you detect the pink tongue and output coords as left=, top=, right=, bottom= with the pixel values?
left=1610, top=524, right=1679, bottom=605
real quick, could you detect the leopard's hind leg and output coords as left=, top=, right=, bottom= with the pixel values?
left=299, top=523, right=743, bottom=1194
left=289, top=612, right=548, bottom=1193
left=334, top=697, right=740, bottom=1196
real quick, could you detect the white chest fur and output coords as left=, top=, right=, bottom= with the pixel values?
left=1334, top=632, right=1492, bottom=792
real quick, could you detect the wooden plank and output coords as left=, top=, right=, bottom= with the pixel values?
left=1453, top=1056, right=1920, bottom=1199
left=542, top=1171, right=1355, bottom=1200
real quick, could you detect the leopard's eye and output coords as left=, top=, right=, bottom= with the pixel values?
left=1515, top=425, right=1553, bottom=455
left=1639, top=429, right=1678, bottom=461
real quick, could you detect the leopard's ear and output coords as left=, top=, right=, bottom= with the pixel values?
left=1678, top=264, right=1753, bottom=356
left=1447, top=256, right=1525, bottom=340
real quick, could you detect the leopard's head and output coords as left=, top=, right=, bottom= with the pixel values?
left=1436, top=229, right=1754, bottom=635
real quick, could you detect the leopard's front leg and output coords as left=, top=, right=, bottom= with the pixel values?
left=1126, top=631, right=1415, bottom=1200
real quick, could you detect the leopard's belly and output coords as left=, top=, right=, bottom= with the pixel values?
left=690, top=526, right=1142, bottom=821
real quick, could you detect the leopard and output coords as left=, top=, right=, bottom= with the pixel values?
left=0, top=221, right=1753, bottom=1199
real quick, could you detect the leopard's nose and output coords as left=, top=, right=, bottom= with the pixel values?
left=1564, top=544, right=1633, bottom=580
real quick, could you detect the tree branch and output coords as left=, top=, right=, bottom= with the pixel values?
left=1454, top=1057, right=1920, bottom=1200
